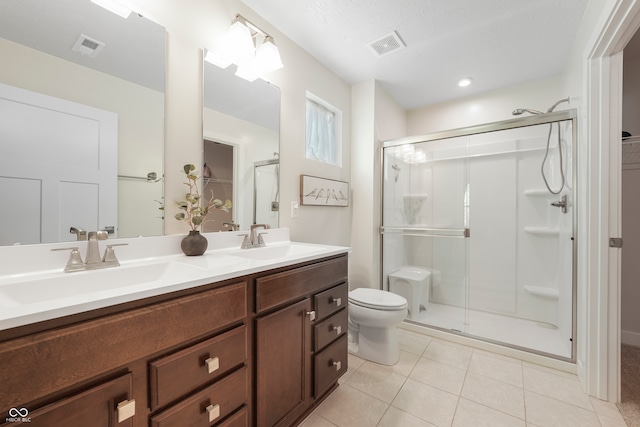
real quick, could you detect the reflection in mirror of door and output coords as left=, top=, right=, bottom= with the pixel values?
left=203, top=141, right=234, bottom=232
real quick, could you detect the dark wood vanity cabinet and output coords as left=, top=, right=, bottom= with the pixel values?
left=254, top=255, right=349, bottom=427
left=0, top=252, right=348, bottom=427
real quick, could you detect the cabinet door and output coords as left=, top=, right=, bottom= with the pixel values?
left=2, top=373, right=133, bottom=427
left=255, top=299, right=312, bottom=427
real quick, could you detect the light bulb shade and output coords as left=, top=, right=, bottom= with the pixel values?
left=235, top=66, right=259, bottom=82
left=90, top=0, right=132, bottom=18
left=204, top=50, right=232, bottom=69
left=255, top=39, right=283, bottom=73
left=225, top=20, right=255, bottom=65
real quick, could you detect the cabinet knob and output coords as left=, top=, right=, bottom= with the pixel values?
left=205, top=356, right=220, bottom=374
left=206, top=404, right=220, bottom=422
left=332, top=325, right=342, bottom=335
left=332, top=360, right=342, bottom=371
left=306, top=310, right=316, bottom=321
left=116, top=399, right=136, bottom=423
left=331, top=297, right=342, bottom=307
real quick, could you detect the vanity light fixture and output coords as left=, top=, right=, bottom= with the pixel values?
left=206, top=14, right=284, bottom=82
left=90, top=0, right=132, bottom=19
left=457, top=77, right=473, bottom=87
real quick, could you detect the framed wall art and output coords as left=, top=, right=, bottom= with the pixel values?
left=300, top=175, right=349, bottom=207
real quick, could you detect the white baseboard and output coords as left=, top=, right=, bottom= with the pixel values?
left=621, top=329, right=640, bottom=347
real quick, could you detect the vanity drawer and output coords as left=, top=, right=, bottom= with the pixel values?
left=150, top=366, right=248, bottom=427
left=314, top=308, right=347, bottom=351
left=218, top=407, right=248, bottom=427
left=314, top=283, right=348, bottom=320
left=314, top=334, right=348, bottom=398
left=255, top=255, right=347, bottom=313
left=150, top=325, right=247, bottom=410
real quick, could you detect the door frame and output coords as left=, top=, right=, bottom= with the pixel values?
left=583, top=0, right=640, bottom=402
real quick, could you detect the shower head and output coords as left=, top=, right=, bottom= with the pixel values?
left=547, top=97, right=570, bottom=113
left=512, top=108, right=544, bottom=116
left=391, top=164, right=401, bottom=171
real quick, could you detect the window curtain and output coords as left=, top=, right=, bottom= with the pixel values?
left=306, top=98, right=337, bottom=164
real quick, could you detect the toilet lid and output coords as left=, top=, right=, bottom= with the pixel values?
left=349, top=288, right=408, bottom=310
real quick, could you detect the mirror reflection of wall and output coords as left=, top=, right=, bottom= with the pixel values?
left=202, top=57, right=280, bottom=231
left=0, top=0, right=165, bottom=245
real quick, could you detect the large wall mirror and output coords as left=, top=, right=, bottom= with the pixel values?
left=0, top=0, right=165, bottom=246
left=203, top=57, right=280, bottom=231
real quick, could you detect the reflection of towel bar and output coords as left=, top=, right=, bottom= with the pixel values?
left=118, top=172, right=162, bottom=182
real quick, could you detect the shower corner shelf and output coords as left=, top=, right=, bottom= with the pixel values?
left=524, top=226, right=560, bottom=236
left=523, top=189, right=554, bottom=198
left=524, top=285, right=559, bottom=300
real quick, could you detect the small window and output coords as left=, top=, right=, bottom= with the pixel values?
left=305, top=92, right=342, bottom=166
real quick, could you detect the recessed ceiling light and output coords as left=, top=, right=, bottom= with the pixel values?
left=457, top=78, right=473, bottom=87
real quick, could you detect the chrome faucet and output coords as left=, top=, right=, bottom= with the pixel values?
left=52, top=230, right=127, bottom=272
left=69, top=227, right=87, bottom=241
left=223, top=221, right=240, bottom=231
left=240, top=224, right=269, bottom=249
left=550, top=195, right=568, bottom=214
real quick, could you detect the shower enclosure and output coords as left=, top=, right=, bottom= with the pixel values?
left=381, top=110, right=576, bottom=360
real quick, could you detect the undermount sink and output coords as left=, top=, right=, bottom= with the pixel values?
left=228, top=243, right=325, bottom=261
left=0, top=261, right=203, bottom=306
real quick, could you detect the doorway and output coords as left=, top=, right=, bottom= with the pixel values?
left=202, top=139, right=234, bottom=232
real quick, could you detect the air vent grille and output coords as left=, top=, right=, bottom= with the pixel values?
left=72, top=34, right=105, bottom=58
left=368, top=31, right=405, bottom=57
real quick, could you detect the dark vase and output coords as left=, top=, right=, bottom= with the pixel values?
left=181, top=230, right=208, bottom=256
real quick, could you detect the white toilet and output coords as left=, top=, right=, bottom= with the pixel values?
left=348, top=288, right=408, bottom=365
left=388, top=266, right=432, bottom=321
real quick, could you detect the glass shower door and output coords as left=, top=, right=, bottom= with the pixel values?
left=381, top=136, right=470, bottom=332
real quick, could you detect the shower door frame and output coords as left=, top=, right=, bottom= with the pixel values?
left=379, top=109, right=578, bottom=362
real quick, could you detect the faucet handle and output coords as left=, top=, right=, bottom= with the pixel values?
left=88, top=230, right=109, bottom=241
left=51, top=247, right=84, bottom=272
left=102, top=243, right=128, bottom=264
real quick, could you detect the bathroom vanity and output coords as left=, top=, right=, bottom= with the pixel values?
left=0, top=230, right=349, bottom=427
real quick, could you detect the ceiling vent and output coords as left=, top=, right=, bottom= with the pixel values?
left=368, top=31, right=405, bottom=57
left=72, top=34, right=105, bottom=58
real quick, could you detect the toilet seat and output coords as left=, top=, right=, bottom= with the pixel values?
left=349, top=288, right=408, bottom=311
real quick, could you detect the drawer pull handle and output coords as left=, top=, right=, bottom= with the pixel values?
left=116, top=399, right=136, bottom=423
left=206, top=404, right=220, bottom=422
left=331, top=297, right=342, bottom=307
left=306, top=311, right=316, bottom=321
left=205, top=356, right=220, bottom=374
left=332, top=325, right=342, bottom=335
left=332, top=360, right=342, bottom=371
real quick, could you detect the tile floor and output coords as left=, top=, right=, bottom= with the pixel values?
left=300, top=329, right=628, bottom=427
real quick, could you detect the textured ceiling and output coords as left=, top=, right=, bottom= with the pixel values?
left=241, top=0, right=590, bottom=110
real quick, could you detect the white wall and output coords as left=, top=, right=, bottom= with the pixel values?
left=407, top=76, right=564, bottom=135
left=128, top=0, right=352, bottom=246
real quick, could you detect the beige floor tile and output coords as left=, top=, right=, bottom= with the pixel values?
left=392, top=378, right=459, bottom=427
left=523, top=364, right=592, bottom=410
left=378, top=406, right=437, bottom=427
left=597, top=412, right=631, bottom=427
left=299, top=413, right=337, bottom=427
left=422, top=339, right=472, bottom=370
left=461, top=372, right=525, bottom=419
left=453, top=398, right=526, bottom=427
left=378, top=350, right=421, bottom=377
left=468, top=351, right=523, bottom=387
left=524, top=390, right=600, bottom=427
left=590, top=396, right=626, bottom=421
left=522, top=360, right=578, bottom=380
left=399, top=329, right=432, bottom=356
left=339, top=354, right=366, bottom=384
left=345, top=361, right=408, bottom=403
left=315, top=384, right=388, bottom=427
left=409, top=357, right=467, bottom=395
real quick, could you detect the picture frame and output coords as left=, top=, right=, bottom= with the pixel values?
left=300, top=175, right=349, bottom=207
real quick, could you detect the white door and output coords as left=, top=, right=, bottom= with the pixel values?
left=0, top=83, right=117, bottom=245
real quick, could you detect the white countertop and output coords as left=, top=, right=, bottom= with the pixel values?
left=0, top=228, right=349, bottom=331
